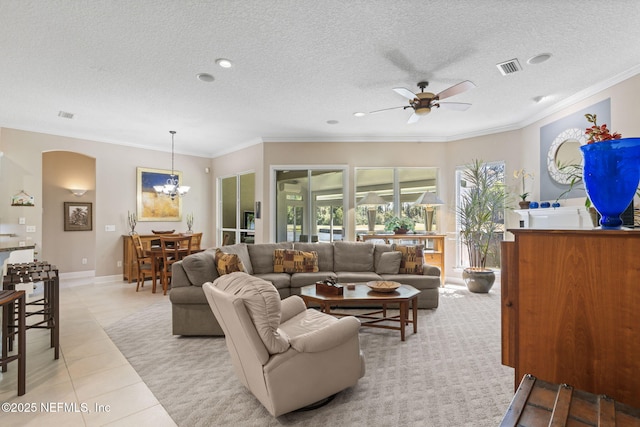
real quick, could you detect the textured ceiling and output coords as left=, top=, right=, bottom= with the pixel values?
left=1, top=0, right=640, bottom=157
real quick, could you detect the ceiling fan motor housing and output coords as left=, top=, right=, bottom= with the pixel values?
left=413, top=91, right=435, bottom=115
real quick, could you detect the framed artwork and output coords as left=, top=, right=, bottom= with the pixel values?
left=11, top=190, right=35, bottom=206
left=136, top=167, right=182, bottom=222
left=64, top=202, right=92, bottom=231
left=244, top=211, right=255, bottom=230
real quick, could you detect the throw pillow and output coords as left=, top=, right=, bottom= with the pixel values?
left=376, top=251, right=403, bottom=274
left=214, top=248, right=246, bottom=276
left=396, top=245, right=424, bottom=275
left=273, top=249, right=319, bottom=273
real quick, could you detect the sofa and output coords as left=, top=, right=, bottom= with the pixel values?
left=169, top=240, right=441, bottom=336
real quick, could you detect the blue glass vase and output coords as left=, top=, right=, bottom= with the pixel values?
left=580, top=138, right=640, bottom=229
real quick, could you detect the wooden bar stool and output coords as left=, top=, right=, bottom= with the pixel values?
left=0, top=289, right=26, bottom=396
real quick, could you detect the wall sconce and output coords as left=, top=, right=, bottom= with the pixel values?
left=69, top=189, right=87, bottom=197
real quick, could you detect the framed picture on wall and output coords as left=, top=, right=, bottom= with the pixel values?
left=136, top=167, right=182, bottom=222
left=11, top=190, right=35, bottom=206
left=64, top=202, right=92, bottom=231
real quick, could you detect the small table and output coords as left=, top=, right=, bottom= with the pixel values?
left=0, top=289, right=26, bottom=396
left=300, top=283, right=420, bottom=341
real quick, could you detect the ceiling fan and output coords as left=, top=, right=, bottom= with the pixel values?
left=371, top=80, right=476, bottom=124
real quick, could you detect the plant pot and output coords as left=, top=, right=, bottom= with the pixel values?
left=581, top=138, right=640, bottom=229
left=394, top=228, right=409, bottom=234
left=518, top=201, right=531, bottom=209
left=462, top=268, right=495, bottom=293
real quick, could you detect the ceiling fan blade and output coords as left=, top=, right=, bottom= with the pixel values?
left=436, top=80, right=476, bottom=100
left=369, top=106, right=406, bottom=114
left=407, top=112, right=420, bottom=124
left=436, top=102, right=472, bottom=111
left=393, top=87, right=417, bottom=100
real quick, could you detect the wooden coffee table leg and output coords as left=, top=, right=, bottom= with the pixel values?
left=399, top=301, right=407, bottom=341
left=412, top=296, right=418, bottom=334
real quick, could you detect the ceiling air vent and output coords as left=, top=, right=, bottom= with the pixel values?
left=58, top=111, right=74, bottom=119
left=496, top=58, right=521, bottom=76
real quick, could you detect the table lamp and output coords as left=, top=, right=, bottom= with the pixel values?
left=414, top=192, right=444, bottom=233
left=357, top=192, right=387, bottom=234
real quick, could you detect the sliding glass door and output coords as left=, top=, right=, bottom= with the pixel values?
left=219, top=172, right=255, bottom=245
left=274, top=168, right=345, bottom=243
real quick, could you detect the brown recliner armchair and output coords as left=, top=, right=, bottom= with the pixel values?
left=203, top=272, right=365, bottom=417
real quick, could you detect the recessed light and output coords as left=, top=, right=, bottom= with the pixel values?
left=353, top=112, right=366, bottom=117
left=532, top=95, right=549, bottom=103
left=216, top=58, right=232, bottom=68
left=196, top=73, right=215, bottom=82
left=527, top=53, right=552, bottom=65
left=326, top=120, right=339, bottom=125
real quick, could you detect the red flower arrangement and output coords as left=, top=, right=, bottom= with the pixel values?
left=585, top=113, right=621, bottom=144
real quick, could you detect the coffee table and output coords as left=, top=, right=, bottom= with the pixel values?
left=300, top=283, right=420, bottom=341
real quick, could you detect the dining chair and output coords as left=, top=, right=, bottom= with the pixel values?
left=187, top=232, right=202, bottom=251
left=132, top=234, right=158, bottom=292
left=159, top=235, right=193, bottom=295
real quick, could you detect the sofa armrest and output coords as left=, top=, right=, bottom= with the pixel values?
left=422, top=263, right=441, bottom=277
left=171, top=262, right=190, bottom=288
left=289, top=316, right=360, bottom=353
left=280, top=295, right=306, bottom=323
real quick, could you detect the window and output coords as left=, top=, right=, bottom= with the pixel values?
left=219, top=172, right=255, bottom=245
left=273, top=168, right=346, bottom=242
left=355, top=168, right=438, bottom=235
left=454, top=161, right=505, bottom=269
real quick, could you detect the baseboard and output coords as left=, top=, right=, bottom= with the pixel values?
left=58, top=272, right=123, bottom=287
left=59, top=270, right=95, bottom=280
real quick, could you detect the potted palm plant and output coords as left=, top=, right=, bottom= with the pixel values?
left=457, top=159, right=508, bottom=293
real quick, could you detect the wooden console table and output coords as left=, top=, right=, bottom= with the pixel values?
left=360, top=234, right=445, bottom=283
left=501, top=229, right=640, bottom=408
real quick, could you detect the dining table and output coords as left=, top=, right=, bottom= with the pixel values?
left=144, top=246, right=203, bottom=293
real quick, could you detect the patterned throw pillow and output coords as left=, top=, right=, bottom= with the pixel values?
left=273, top=249, right=319, bottom=273
left=214, top=248, right=246, bottom=276
left=396, top=245, right=424, bottom=275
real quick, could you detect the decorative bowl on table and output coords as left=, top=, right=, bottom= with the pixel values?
left=152, top=230, right=175, bottom=235
left=366, top=280, right=401, bottom=293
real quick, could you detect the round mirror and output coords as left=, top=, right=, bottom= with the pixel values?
left=547, top=128, right=587, bottom=184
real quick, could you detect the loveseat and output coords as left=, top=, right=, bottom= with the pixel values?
left=169, top=241, right=441, bottom=336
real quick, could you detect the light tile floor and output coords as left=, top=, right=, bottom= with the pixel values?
left=0, top=277, right=177, bottom=427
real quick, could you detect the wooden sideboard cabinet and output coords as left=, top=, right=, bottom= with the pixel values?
left=360, top=234, right=445, bottom=283
left=501, top=229, right=640, bottom=408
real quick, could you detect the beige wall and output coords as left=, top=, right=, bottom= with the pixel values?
left=43, top=151, right=96, bottom=273
left=2, top=73, right=638, bottom=279
left=0, top=129, right=213, bottom=277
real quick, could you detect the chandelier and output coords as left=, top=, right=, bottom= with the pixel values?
left=154, top=130, right=190, bottom=200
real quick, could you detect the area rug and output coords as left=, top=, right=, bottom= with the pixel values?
left=105, top=286, right=514, bottom=426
